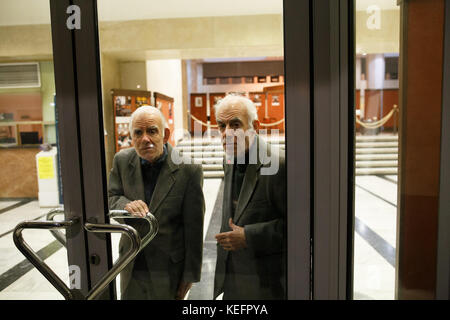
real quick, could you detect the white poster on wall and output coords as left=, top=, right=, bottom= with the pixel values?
left=195, top=97, right=203, bottom=107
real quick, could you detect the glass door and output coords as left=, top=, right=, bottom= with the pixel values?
left=352, top=0, right=449, bottom=300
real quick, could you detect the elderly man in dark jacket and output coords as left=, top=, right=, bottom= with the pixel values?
left=214, top=95, right=286, bottom=300
left=108, top=105, right=205, bottom=300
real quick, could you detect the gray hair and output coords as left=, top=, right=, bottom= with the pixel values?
left=214, top=94, right=258, bottom=128
left=129, top=105, right=168, bottom=137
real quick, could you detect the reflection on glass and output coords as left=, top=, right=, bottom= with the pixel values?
left=0, top=0, right=66, bottom=299
left=97, top=0, right=285, bottom=300
left=353, top=0, right=400, bottom=300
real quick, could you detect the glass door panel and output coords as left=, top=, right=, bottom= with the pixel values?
left=96, top=0, right=286, bottom=300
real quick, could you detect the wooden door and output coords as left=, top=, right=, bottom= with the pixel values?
left=190, top=93, right=207, bottom=134
left=263, top=85, right=285, bottom=133
left=154, top=92, right=175, bottom=146
left=209, top=92, right=226, bottom=127
left=249, top=92, right=266, bottom=124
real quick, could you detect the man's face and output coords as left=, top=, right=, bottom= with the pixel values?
left=131, top=111, right=167, bottom=163
left=216, top=102, right=255, bottom=158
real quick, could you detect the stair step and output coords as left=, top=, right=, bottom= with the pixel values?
left=356, top=148, right=398, bottom=154
left=177, top=145, right=226, bottom=152
left=356, top=160, right=398, bottom=168
left=177, top=140, right=221, bottom=147
left=177, top=139, right=286, bottom=147
left=356, top=154, right=398, bottom=161
left=356, top=135, right=398, bottom=142
left=180, top=151, right=225, bottom=158
left=178, top=145, right=285, bottom=153
left=204, top=171, right=225, bottom=178
left=356, top=142, right=398, bottom=148
left=356, top=168, right=398, bottom=175
left=202, top=164, right=224, bottom=171
left=192, top=157, right=224, bottom=164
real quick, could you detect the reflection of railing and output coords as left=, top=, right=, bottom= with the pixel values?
left=188, top=112, right=218, bottom=128
left=14, top=208, right=159, bottom=300
left=356, top=105, right=399, bottom=129
left=259, top=119, right=285, bottom=127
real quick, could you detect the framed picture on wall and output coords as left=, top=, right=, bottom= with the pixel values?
left=195, top=96, right=203, bottom=107
left=252, top=94, right=262, bottom=106
left=117, top=122, right=132, bottom=149
left=272, top=94, right=280, bottom=106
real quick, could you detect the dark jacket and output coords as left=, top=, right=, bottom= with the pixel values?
left=108, top=144, right=205, bottom=298
left=214, top=136, right=286, bottom=299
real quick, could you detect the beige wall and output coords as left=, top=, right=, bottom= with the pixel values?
left=0, top=24, right=52, bottom=61
left=119, top=62, right=147, bottom=90
left=146, top=59, right=185, bottom=143
left=0, top=15, right=283, bottom=61
left=99, top=15, right=283, bottom=60
left=0, top=11, right=400, bottom=59
left=356, top=9, right=400, bottom=54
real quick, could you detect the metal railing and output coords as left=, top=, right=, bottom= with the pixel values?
left=13, top=208, right=158, bottom=300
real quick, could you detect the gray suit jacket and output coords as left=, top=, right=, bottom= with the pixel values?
left=108, top=144, right=205, bottom=298
left=214, top=136, right=286, bottom=299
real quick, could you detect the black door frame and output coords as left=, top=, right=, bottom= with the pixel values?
left=284, top=0, right=355, bottom=299
left=436, top=0, right=450, bottom=300
left=50, top=0, right=114, bottom=299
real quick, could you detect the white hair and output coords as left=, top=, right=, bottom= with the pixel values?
left=214, top=94, right=258, bottom=128
left=129, top=105, right=168, bottom=137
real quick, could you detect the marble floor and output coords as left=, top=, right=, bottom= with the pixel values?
left=0, top=175, right=398, bottom=300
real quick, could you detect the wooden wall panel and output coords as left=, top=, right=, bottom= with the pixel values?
left=0, top=148, right=40, bottom=198
left=209, top=92, right=226, bottom=127
left=382, top=89, right=399, bottom=129
left=190, top=93, right=207, bottom=134
left=154, top=92, right=175, bottom=146
left=397, top=0, right=445, bottom=300
left=263, top=85, right=285, bottom=133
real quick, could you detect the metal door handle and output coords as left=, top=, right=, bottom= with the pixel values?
left=46, top=207, right=66, bottom=247
left=13, top=209, right=159, bottom=300
left=84, top=210, right=159, bottom=300
left=13, top=218, right=77, bottom=300
left=107, top=209, right=159, bottom=252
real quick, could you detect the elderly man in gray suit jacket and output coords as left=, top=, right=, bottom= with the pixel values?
left=214, top=94, right=286, bottom=300
left=108, top=105, right=205, bottom=300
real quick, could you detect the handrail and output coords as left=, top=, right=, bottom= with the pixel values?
left=13, top=208, right=159, bottom=300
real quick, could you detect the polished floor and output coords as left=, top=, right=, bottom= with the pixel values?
left=0, top=175, right=398, bottom=300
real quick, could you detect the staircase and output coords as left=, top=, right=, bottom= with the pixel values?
left=355, top=134, right=398, bottom=175
left=176, top=134, right=398, bottom=178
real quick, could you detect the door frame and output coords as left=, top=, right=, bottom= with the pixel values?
left=284, top=0, right=354, bottom=299
left=436, top=0, right=450, bottom=300
left=49, top=0, right=114, bottom=299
